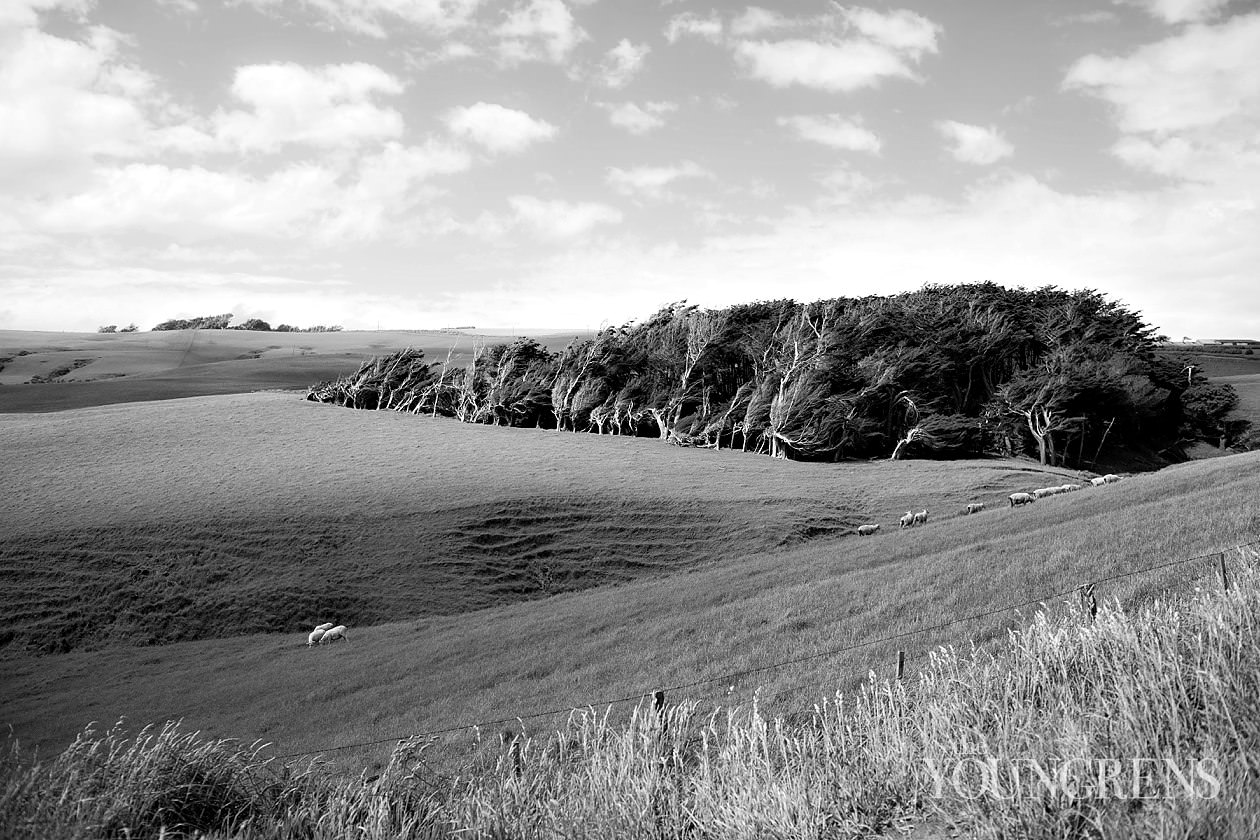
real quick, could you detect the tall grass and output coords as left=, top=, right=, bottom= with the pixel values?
left=6, top=548, right=1258, bottom=838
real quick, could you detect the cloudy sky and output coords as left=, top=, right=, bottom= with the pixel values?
left=1, top=0, right=1257, bottom=338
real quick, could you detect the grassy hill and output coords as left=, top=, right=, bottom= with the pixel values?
left=3, top=390, right=1257, bottom=777
left=0, top=329, right=584, bottom=413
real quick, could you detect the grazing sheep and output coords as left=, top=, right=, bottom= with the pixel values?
left=1009, top=492, right=1036, bottom=507
left=307, top=628, right=326, bottom=647
left=320, top=625, right=348, bottom=645
left=315, top=622, right=335, bottom=632
left=857, top=524, right=881, bottom=536
left=912, top=509, right=929, bottom=525
left=1103, top=473, right=1121, bottom=484
left=1060, top=484, right=1082, bottom=492
left=1089, top=477, right=1107, bottom=487
left=1033, top=487, right=1059, bottom=499
left=964, top=502, right=985, bottom=515
left=899, top=511, right=914, bottom=528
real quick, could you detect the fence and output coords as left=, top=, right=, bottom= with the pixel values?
left=270, top=538, right=1260, bottom=765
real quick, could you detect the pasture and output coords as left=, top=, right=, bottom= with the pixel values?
left=3, top=388, right=1258, bottom=776
left=0, top=328, right=583, bottom=413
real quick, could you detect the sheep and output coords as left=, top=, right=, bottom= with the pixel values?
left=320, top=625, right=348, bottom=644
left=1033, top=487, right=1059, bottom=499
left=1009, top=492, right=1036, bottom=507
left=1060, top=484, right=1082, bottom=493
left=1089, top=477, right=1107, bottom=487
left=315, top=622, right=335, bottom=632
left=912, top=509, right=929, bottom=525
left=857, top=523, right=881, bottom=536
left=964, top=502, right=985, bottom=515
left=899, top=511, right=914, bottom=528
left=307, top=628, right=326, bottom=647
left=1103, top=473, right=1121, bottom=484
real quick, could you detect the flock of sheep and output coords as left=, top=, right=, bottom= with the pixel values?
left=306, top=622, right=348, bottom=646
left=855, top=473, right=1123, bottom=536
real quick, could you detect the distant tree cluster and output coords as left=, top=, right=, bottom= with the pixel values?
left=308, top=284, right=1249, bottom=465
left=149, top=313, right=343, bottom=332
left=97, top=324, right=138, bottom=333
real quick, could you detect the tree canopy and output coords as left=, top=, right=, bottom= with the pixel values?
left=308, top=284, right=1248, bottom=466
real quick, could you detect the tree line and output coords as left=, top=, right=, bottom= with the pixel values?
left=307, top=284, right=1248, bottom=466
left=99, top=314, right=345, bottom=332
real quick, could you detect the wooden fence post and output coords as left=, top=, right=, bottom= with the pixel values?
left=1220, top=553, right=1229, bottom=593
left=653, top=690, right=666, bottom=715
left=1078, top=584, right=1097, bottom=621
left=895, top=650, right=906, bottom=681
left=500, top=729, right=522, bottom=778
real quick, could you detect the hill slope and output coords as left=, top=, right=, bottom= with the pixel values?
left=0, top=329, right=582, bottom=412
left=2, top=390, right=1257, bottom=771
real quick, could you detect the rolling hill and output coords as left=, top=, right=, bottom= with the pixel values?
left=0, top=328, right=583, bottom=413
left=3, top=389, right=1257, bottom=775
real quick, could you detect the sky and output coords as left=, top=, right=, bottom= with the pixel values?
left=1, top=0, right=1257, bottom=338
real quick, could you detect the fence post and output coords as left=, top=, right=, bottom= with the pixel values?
left=653, top=690, right=666, bottom=715
left=500, top=729, right=522, bottom=778
left=1220, top=553, right=1229, bottom=593
left=895, top=650, right=906, bottom=681
left=1078, top=584, right=1097, bottom=621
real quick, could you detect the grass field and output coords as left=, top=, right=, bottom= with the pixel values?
left=0, top=328, right=583, bottom=413
left=3, top=389, right=1258, bottom=778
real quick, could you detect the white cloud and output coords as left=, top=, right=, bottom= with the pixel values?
left=936, top=120, right=1013, bottom=165
left=507, top=194, right=622, bottom=238
left=213, top=62, right=405, bottom=153
left=730, top=7, right=939, bottom=92
left=778, top=114, right=881, bottom=153
left=0, top=0, right=91, bottom=27
left=730, top=7, right=790, bottom=36
left=664, top=11, right=722, bottom=44
left=0, top=26, right=157, bottom=183
left=444, top=102, right=557, bottom=154
left=237, top=0, right=482, bottom=38
left=601, top=100, right=677, bottom=134
left=496, top=0, right=587, bottom=63
left=600, top=38, right=650, bottom=88
left=606, top=161, right=709, bottom=200
left=1122, top=0, right=1231, bottom=24
left=1064, top=13, right=1260, bottom=136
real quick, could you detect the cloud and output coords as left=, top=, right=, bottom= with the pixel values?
left=1064, top=13, right=1260, bottom=135
left=778, top=114, right=881, bottom=153
left=731, top=9, right=940, bottom=92
left=443, top=102, right=557, bottom=154
left=213, top=62, right=405, bottom=153
left=601, top=100, right=677, bottom=134
left=236, top=0, right=483, bottom=38
left=1121, top=0, right=1231, bottom=24
left=664, top=11, right=722, bottom=44
left=495, top=0, right=587, bottom=63
left=507, top=194, right=622, bottom=238
left=605, top=161, right=709, bottom=200
left=0, top=0, right=91, bottom=27
left=936, top=120, right=1014, bottom=164
left=600, top=38, right=650, bottom=88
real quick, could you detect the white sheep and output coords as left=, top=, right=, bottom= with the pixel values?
left=1089, top=477, right=1107, bottom=487
left=964, top=502, right=985, bottom=515
left=912, top=509, right=929, bottom=525
left=1009, top=492, right=1036, bottom=507
left=899, top=511, right=914, bottom=528
left=307, top=628, right=326, bottom=647
left=320, top=625, right=348, bottom=644
left=315, top=622, right=334, bottom=632
left=1103, top=473, right=1121, bottom=484
left=1060, top=484, right=1082, bottom=492
left=1033, top=487, right=1058, bottom=499
left=857, top=524, right=881, bottom=536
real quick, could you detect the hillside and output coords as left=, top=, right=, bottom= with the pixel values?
left=0, top=328, right=583, bottom=413
left=2, top=390, right=1257, bottom=774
